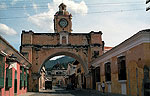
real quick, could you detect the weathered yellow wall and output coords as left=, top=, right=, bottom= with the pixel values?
left=94, top=43, right=150, bottom=96
left=111, top=73, right=121, bottom=94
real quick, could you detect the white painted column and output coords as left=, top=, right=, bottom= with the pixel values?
left=106, top=81, right=111, bottom=92
left=97, top=82, right=101, bottom=91
left=119, top=80, right=127, bottom=95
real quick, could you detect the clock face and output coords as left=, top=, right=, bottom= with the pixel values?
left=59, top=18, right=68, bottom=28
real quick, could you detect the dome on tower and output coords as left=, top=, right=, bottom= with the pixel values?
left=59, top=3, right=66, bottom=11
left=55, top=3, right=70, bottom=16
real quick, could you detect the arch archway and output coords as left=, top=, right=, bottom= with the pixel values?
left=28, top=47, right=90, bottom=92
left=38, top=51, right=89, bottom=74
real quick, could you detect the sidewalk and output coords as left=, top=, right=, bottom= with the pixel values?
left=77, top=88, right=128, bottom=96
left=18, top=92, right=36, bottom=96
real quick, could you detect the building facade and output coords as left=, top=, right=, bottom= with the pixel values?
left=0, top=35, right=31, bottom=96
left=90, top=29, right=150, bottom=96
left=39, top=66, right=46, bottom=90
left=50, top=64, right=67, bottom=86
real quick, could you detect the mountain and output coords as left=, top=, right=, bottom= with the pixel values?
left=45, top=56, right=75, bottom=70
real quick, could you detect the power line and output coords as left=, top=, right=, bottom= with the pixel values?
left=88, top=4, right=144, bottom=7
left=0, top=0, right=145, bottom=11
left=0, top=1, right=144, bottom=7
left=87, top=8, right=144, bottom=14
left=0, top=3, right=145, bottom=10
left=0, top=1, right=144, bottom=5
left=0, top=8, right=144, bottom=20
left=86, top=2, right=144, bottom=5
left=0, top=0, right=144, bottom=4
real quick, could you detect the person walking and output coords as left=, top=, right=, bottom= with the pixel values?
left=101, top=81, right=105, bottom=93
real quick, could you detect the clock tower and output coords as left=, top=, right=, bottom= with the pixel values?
left=54, top=3, right=72, bottom=33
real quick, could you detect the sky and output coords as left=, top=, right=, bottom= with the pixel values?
left=50, top=55, right=65, bottom=60
left=0, top=0, right=150, bottom=51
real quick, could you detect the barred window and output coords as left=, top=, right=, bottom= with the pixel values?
left=20, top=66, right=24, bottom=89
left=0, top=55, right=5, bottom=88
left=93, top=51, right=99, bottom=58
left=117, top=56, right=127, bottom=80
left=95, top=67, right=100, bottom=82
left=5, top=67, right=12, bottom=90
left=105, top=62, right=111, bottom=81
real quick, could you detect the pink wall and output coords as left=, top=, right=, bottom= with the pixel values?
left=17, top=63, right=20, bottom=95
left=5, top=67, right=15, bottom=96
left=17, top=63, right=27, bottom=95
left=0, top=59, right=27, bottom=96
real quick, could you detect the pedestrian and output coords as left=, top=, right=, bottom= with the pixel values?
left=101, top=81, right=105, bottom=93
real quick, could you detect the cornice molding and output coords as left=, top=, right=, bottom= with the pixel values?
left=91, top=30, right=150, bottom=66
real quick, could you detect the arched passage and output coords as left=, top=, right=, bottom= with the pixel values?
left=38, top=51, right=89, bottom=75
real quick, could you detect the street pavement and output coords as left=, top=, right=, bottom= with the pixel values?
left=19, top=86, right=126, bottom=96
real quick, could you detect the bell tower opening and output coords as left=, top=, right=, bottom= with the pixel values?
left=54, top=3, right=72, bottom=33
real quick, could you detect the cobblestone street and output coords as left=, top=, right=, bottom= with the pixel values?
left=19, top=86, right=126, bottom=96
left=19, top=86, right=101, bottom=96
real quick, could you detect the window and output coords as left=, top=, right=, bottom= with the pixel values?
left=144, top=66, right=149, bottom=80
left=25, top=69, right=28, bottom=88
left=5, top=68, right=12, bottom=90
left=105, top=62, right=111, bottom=81
left=0, top=55, right=5, bottom=88
left=20, top=66, right=24, bottom=89
left=95, top=67, right=100, bottom=82
left=62, top=36, right=66, bottom=44
left=93, top=51, right=99, bottom=58
left=81, top=73, right=83, bottom=83
left=117, top=56, right=127, bottom=80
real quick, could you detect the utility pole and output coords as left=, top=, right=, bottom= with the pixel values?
left=146, top=0, right=150, bottom=11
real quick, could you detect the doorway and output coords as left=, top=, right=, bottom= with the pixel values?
left=92, top=69, right=96, bottom=89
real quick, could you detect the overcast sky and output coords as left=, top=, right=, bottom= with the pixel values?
left=0, top=0, right=150, bottom=51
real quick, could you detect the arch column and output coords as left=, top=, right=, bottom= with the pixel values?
left=28, top=73, right=40, bottom=92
